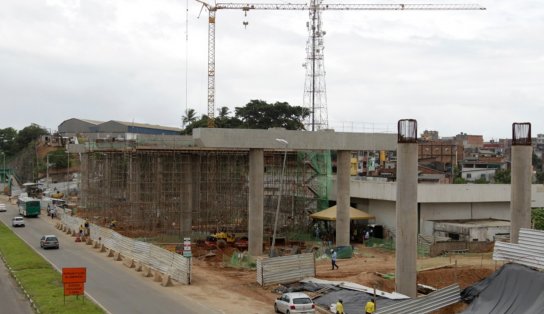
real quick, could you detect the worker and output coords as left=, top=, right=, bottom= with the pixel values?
left=335, top=299, right=344, bottom=314
left=331, top=249, right=339, bottom=270
left=365, top=298, right=376, bottom=314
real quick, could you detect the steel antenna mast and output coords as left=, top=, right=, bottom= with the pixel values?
left=195, top=1, right=485, bottom=128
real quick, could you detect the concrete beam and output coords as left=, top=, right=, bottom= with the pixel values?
left=193, top=128, right=396, bottom=151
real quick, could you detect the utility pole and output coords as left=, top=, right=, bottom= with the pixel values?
left=195, top=1, right=485, bottom=129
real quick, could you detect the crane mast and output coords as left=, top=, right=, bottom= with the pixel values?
left=195, top=1, right=485, bottom=128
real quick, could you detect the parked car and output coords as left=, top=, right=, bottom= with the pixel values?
left=274, top=292, right=315, bottom=314
left=40, top=235, right=59, bottom=249
left=0, top=204, right=6, bottom=212
left=11, top=216, right=25, bottom=227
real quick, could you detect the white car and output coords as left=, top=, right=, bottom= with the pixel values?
left=274, top=292, right=315, bottom=314
left=0, top=204, right=6, bottom=212
left=12, top=216, right=25, bottom=227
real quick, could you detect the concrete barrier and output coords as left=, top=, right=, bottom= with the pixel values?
left=93, top=240, right=100, bottom=248
left=161, top=274, right=173, bottom=287
left=113, top=252, right=123, bottom=261
left=134, top=261, right=143, bottom=272
left=107, top=249, right=115, bottom=257
left=86, top=237, right=93, bottom=245
left=100, top=244, right=107, bottom=252
left=123, top=258, right=135, bottom=268
left=142, top=265, right=152, bottom=277
left=153, top=271, right=162, bottom=282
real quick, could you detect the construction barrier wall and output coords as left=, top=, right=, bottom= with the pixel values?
left=256, top=253, right=315, bottom=286
left=429, top=241, right=495, bottom=257
left=60, top=213, right=192, bottom=284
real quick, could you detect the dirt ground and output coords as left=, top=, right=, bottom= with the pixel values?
left=172, top=243, right=498, bottom=314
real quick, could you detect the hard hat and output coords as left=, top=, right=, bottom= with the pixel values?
left=330, top=249, right=334, bottom=253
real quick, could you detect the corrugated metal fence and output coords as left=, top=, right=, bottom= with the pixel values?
left=256, top=253, right=315, bottom=286
left=59, top=213, right=191, bottom=284
left=493, top=228, right=544, bottom=270
left=375, top=284, right=460, bottom=314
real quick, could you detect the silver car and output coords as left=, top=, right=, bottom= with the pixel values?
left=274, top=292, right=315, bottom=314
left=11, top=216, right=25, bottom=227
left=40, top=235, right=59, bottom=249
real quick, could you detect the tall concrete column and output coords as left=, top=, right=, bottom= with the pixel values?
left=336, top=150, right=351, bottom=247
left=248, top=149, right=264, bottom=256
left=181, top=154, right=193, bottom=238
left=510, top=123, right=532, bottom=243
left=395, top=120, right=418, bottom=298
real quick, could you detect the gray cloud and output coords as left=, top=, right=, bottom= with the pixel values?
left=0, top=0, right=542, bottom=140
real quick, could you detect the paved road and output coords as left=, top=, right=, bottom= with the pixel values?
left=0, top=200, right=220, bottom=314
left=0, top=254, right=34, bottom=314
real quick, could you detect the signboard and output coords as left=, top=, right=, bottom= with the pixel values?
left=62, top=267, right=86, bottom=283
left=64, top=282, right=84, bottom=296
left=62, top=267, right=86, bottom=300
left=183, top=237, right=192, bottom=257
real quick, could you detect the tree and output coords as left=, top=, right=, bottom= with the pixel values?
left=532, top=208, right=544, bottom=230
left=0, top=127, right=17, bottom=156
left=181, top=109, right=197, bottom=128
left=181, top=114, right=209, bottom=135
left=15, top=124, right=48, bottom=151
left=234, top=100, right=310, bottom=130
left=494, top=169, right=511, bottom=183
left=48, top=149, right=68, bottom=169
left=534, top=152, right=543, bottom=184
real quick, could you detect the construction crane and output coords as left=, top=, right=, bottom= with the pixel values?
left=195, top=1, right=485, bottom=128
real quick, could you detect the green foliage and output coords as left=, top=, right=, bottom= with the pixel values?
left=453, top=177, right=467, bottom=184
left=532, top=208, right=544, bottom=230
left=235, top=100, right=310, bottom=130
left=534, top=152, right=543, bottom=184
left=0, top=222, right=104, bottom=314
left=474, top=177, right=489, bottom=184
left=15, top=124, right=48, bottom=151
left=48, top=149, right=69, bottom=169
left=181, top=108, right=197, bottom=128
left=180, top=100, right=310, bottom=134
left=494, top=169, right=511, bottom=183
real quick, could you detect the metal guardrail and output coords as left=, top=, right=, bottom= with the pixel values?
left=375, top=284, right=460, bottom=314
left=59, top=213, right=191, bottom=284
left=493, top=228, right=544, bottom=270
left=256, top=253, right=315, bottom=286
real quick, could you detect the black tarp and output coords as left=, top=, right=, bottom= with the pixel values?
left=312, top=288, right=400, bottom=313
left=461, top=263, right=544, bottom=314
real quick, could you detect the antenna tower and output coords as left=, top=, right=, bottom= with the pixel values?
left=303, top=0, right=328, bottom=131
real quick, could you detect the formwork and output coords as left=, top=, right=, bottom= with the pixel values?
left=79, top=146, right=330, bottom=242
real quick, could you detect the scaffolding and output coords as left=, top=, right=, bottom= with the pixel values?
left=79, top=148, right=331, bottom=242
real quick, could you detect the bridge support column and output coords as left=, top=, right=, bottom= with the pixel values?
left=336, top=150, right=351, bottom=247
left=510, top=123, right=532, bottom=243
left=248, top=149, right=264, bottom=256
left=395, top=120, right=418, bottom=298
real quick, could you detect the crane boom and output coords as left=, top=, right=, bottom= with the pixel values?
left=195, top=1, right=485, bottom=128
left=215, top=3, right=485, bottom=10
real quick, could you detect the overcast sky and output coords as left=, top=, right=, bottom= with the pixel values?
left=1, top=0, right=542, bottom=140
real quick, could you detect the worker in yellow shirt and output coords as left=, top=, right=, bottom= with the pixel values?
left=365, top=298, right=376, bottom=314
left=335, top=299, right=344, bottom=314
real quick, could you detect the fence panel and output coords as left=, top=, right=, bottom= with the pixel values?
left=257, top=253, right=315, bottom=286
left=60, top=215, right=191, bottom=284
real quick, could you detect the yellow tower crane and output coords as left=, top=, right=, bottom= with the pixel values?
left=195, top=1, right=485, bottom=128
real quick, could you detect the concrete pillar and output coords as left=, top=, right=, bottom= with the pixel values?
left=248, top=149, right=264, bottom=256
left=510, top=145, right=532, bottom=243
left=181, top=154, right=193, bottom=238
left=395, top=142, right=418, bottom=298
left=336, top=150, right=351, bottom=247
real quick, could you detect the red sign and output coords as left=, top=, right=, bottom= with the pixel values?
left=64, top=282, right=84, bottom=296
left=62, top=267, right=87, bottom=283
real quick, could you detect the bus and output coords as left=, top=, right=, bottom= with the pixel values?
left=18, top=196, right=41, bottom=217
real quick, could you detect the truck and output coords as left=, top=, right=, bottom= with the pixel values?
left=18, top=196, right=41, bottom=217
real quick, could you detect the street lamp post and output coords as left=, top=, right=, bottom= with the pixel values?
left=1, top=152, right=5, bottom=184
left=270, top=138, right=288, bottom=257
